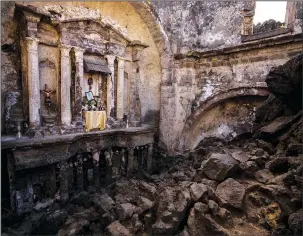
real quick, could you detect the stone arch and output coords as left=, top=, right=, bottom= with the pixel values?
left=178, top=86, right=269, bottom=151
left=129, top=2, right=173, bottom=73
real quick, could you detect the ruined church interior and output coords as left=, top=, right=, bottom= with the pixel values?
left=1, top=1, right=302, bottom=235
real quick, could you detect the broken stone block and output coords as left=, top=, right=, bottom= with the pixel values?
left=288, top=208, right=303, bottom=235
left=187, top=202, right=230, bottom=236
left=138, top=181, right=157, bottom=201
left=116, top=203, right=135, bottom=221
left=216, top=178, right=245, bottom=209
left=201, top=153, right=239, bottom=181
left=254, top=169, right=274, bottom=183
left=189, top=183, right=208, bottom=202
left=105, top=221, right=131, bottom=236
left=240, top=161, right=259, bottom=177
left=136, top=196, right=154, bottom=214
left=265, top=157, right=289, bottom=174
left=58, top=219, right=90, bottom=236
left=92, top=193, right=115, bottom=214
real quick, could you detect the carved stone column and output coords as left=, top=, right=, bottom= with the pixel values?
left=60, top=45, right=72, bottom=126
left=105, top=55, right=115, bottom=118
left=147, top=144, right=153, bottom=173
left=25, top=37, right=41, bottom=128
left=72, top=47, right=84, bottom=128
left=121, top=149, right=126, bottom=176
left=76, top=154, right=84, bottom=191
left=59, top=161, right=69, bottom=205
left=128, top=42, right=148, bottom=126
left=92, top=150, right=100, bottom=188
left=50, top=165, right=57, bottom=197
left=117, top=58, right=125, bottom=119
left=7, top=152, right=16, bottom=213
left=105, top=149, right=113, bottom=186
left=127, top=147, right=134, bottom=177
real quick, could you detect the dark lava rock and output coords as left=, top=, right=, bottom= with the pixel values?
left=216, top=178, right=245, bottom=209
left=266, top=53, right=302, bottom=112
left=288, top=208, right=303, bottom=235
left=201, top=153, right=239, bottom=181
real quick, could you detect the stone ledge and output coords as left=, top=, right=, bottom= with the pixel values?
left=1, top=125, right=157, bottom=150
left=175, top=33, right=302, bottom=60
left=241, top=28, right=292, bottom=42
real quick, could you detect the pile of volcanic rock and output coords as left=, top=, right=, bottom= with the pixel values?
left=254, top=53, right=302, bottom=156
left=4, top=135, right=301, bottom=236
left=2, top=54, right=302, bottom=236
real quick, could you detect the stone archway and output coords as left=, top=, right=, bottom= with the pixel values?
left=178, top=86, right=269, bottom=151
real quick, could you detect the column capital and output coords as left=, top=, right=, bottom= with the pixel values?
left=74, top=47, right=84, bottom=58
left=60, top=44, right=73, bottom=50
left=60, top=44, right=72, bottom=57
left=25, top=37, right=39, bottom=45
left=105, top=55, right=116, bottom=65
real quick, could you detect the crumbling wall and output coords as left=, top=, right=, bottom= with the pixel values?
left=1, top=2, right=163, bottom=133
left=153, top=1, right=303, bottom=154
left=1, top=1, right=23, bottom=134
left=152, top=1, right=245, bottom=54
left=159, top=41, right=303, bottom=153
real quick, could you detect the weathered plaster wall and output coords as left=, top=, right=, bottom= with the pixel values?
left=23, top=1, right=163, bottom=125
left=189, top=96, right=264, bottom=149
left=1, top=1, right=163, bottom=134
left=159, top=41, right=303, bottom=153
left=38, top=44, right=60, bottom=116
left=152, top=1, right=246, bottom=54
left=1, top=2, right=22, bottom=134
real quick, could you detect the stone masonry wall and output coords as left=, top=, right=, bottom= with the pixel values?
left=159, top=41, right=303, bottom=153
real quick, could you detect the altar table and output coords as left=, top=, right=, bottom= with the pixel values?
left=84, top=111, right=107, bottom=131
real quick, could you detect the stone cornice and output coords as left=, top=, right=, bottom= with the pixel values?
left=1, top=126, right=157, bottom=150
left=175, top=33, right=303, bottom=61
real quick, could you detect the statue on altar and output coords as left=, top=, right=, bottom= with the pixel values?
left=40, top=84, right=56, bottom=109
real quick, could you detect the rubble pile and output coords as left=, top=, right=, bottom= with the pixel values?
left=2, top=56, right=302, bottom=236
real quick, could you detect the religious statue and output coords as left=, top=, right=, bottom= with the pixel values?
left=40, top=84, right=56, bottom=107
left=88, top=77, right=93, bottom=91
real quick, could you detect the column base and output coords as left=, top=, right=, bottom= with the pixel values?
left=129, top=120, right=141, bottom=127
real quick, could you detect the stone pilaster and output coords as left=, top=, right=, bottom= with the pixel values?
left=7, top=153, right=16, bottom=213
left=72, top=47, right=84, bottom=127
left=128, top=42, right=148, bottom=126
left=60, top=44, right=72, bottom=126
left=127, top=147, right=134, bottom=177
left=105, top=55, right=116, bottom=119
left=105, top=149, right=113, bottom=186
left=121, top=149, right=126, bottom=176
left=76, top=154, right=84, bottom=191
left=117, top=58, right=125, bottom=119
left=59, top=161, right=69, bottom=205
left=27, top=177, right=34, bottom=210
left=50, top=165, right=57, bottom=197
left=92, top=150, right=100, bottom=188
left=25, top=37, right=41, bottom=128
left=147, top=144, right=153, bottom=172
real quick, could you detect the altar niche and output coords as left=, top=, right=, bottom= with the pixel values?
left=38, top=45, right=60, bottom=127
left=83, top=55, right=110, bottom=111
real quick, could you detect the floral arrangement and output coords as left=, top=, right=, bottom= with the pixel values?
left=82, top=96, right=98, bottom=111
